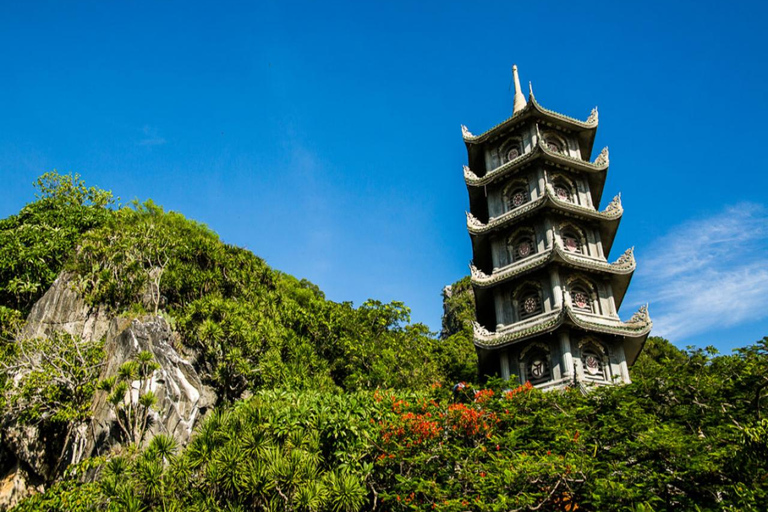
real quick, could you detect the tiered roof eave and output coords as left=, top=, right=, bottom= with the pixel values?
left=463, top=143, right=609, bottom=188
left=461, top=95, right=599, bottom=158
left=461, top=96, right=598, bottom=144
left=472, top=303, right=652, bottom=365
left=470, top=246, right=635, bottom=306
left=466, top=188, right=622, bottom=252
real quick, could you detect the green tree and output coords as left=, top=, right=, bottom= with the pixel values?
left=0, top=171, right=114, bottom=334
left=0, top=331, right=104, bottom=472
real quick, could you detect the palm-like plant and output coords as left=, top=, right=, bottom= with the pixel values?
left=295, top=480, right=327, bottom=512
left=134, top=457, right=164, bottom=502
left=325, top=469, right=367, bottom=512
left=98, top=350, right=160, bottom=446
left=117, top=489, right=147, bottom=512
left=147, top=433, right=177, bottom=465
left=212, top=441, right=244, bottom=498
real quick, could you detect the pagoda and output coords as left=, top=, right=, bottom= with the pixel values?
left=462, top=66, right=651, bottom=389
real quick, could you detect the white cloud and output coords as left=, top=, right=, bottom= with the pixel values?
left=633, top=203, right=768, bottom=340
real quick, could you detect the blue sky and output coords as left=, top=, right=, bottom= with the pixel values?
left=1, top=0, right=767, bottom=352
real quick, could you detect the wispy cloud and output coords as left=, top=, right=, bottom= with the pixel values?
left=138, top=125, right=167, bottom=146
left=633, top=203, right=768, bottom=340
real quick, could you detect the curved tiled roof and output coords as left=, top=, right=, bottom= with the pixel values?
left=566, top=304, right=651, bottom=337
left=466, top=187, right=622, bottom=236
left=472, top=303, right=651, bottom=349
left=472, top=310, right=564, bottom=349
left=464, top=143, right=609, bottom=188
left=461, top=97, right=598, bottom=145
left=470, top=245, right=635, bottom=289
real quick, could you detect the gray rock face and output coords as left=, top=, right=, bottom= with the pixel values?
left=22, top=272, right=111, bottom=344
left=0, top=273, right=216, bottom=509
left=88, top=317, right=216, bottom=453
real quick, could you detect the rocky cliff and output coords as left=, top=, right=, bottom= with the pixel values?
left=0, top=274, right=216, bottom=509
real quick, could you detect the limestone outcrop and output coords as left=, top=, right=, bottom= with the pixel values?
left=0, top=273, right=216, bottom=509
left=87, top=316, right=216, bottom=455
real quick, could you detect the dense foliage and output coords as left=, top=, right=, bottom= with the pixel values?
left=15, top=337, right=768, bottom=511
left=0, top=172, right=113, bottom=339
left=3, top=173, right=768, bottom=511
left=438, top=277, right=477, bottom=384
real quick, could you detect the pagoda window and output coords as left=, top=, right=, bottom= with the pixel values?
left=567, top=278, right=599, bottom=314
left=551, top=176, right=576, bottom=203
left=579, top=339, right=611, bottom=382
left=520, top=343, right=552, bottom=385
left=542, top=132, right=566, bottom=154
left=500, top=138, right=523, bottom=164
left=560, top=224, right=586, bottom=254
left=562, top=232, right=582, bottom=253
left=514, top=283, right=543, bottom=320
left=581, top=350, right=605, bottom=380
left=508, top=228, right=537, bottom=262
left=505, top=180, right=529, bottom=210
left=570, top=286, right=593, bottom=313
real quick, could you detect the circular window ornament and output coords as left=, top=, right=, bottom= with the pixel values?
left=511, top=191, right=526, bottom=207
left=545, top=140, right=561, bottom=152
left=530, top=360, right=545, bottom=379
left=585, top=355, right=600, bottom=375
left=506, top=148, right=520, bottom=161
left=517, top=241, right=532, bottom=258
left=523, top=296, right=538, bottom=314
left=573, top=291, right=589, bottom=309
left=555, top=186, right=569, bottom=201
left=564, top=236, right=579, bottom=252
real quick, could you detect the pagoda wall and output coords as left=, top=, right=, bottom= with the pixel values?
left=490, top=268, right=618, bottom=331
left=485, top=168, right=545, bottom=219
left=484, top=166, right=595, bottom=221
left=482, top=126, right=584, bottom=173
left=486, top=330, right=631, bottom=387
left=483, top=124, right=537, bottom=173
left=486, top=215, right=607, bottom=272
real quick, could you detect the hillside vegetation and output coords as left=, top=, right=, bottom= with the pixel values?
left=1, top=173, right=767, bottom=511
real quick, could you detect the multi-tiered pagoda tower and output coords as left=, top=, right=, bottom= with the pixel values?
left=462, top=66, right=652, bottom=389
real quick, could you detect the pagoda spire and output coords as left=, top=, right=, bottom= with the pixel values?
left=512, top=65, right=527, bottom=114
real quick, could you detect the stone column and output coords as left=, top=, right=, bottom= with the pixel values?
left=499, top=351, right=511, bottom=381
left=494, top=289, right=506, bottom=330
left=593, top=230, right=605, bottom=259
left=616, top=343, right=631, bottom=384
left=549, top=267, right=562, bottom=309
left=536, top=168, right=546, bottom=200
left=518, top=361, right=527, bottom=384
left=559, top=330, right=574, bottom=380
